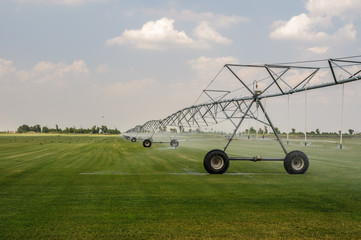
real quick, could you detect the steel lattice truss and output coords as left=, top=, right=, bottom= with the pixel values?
left=126, top=57, right=361, bottom=134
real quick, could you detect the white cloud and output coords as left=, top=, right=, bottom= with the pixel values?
left=270, top=0, right=360, bottom=43
left=106, top=17, right=232, bottom=51
left=333, top=23, right=357, bottom=40
left=14, top=0, right=106, bottom=7
left=307, top=46, right=329, bottom=54
left=0, top=59, right=90, bottom=86
left=306, top=0, right=361, bottom=18
left=270, top=13, right=329, bottom=41
left=106, top=18, right=195, bottom=50
left=193, top=22, right=232, bottom=44
left=31, top=60, right=89, bottom=85
left=0, top=58, right=16, bottom=79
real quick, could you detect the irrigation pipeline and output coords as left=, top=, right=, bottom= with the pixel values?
left=126, top=56, right=361, bottom=132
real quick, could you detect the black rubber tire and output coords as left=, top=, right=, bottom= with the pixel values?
left=143, top=139, right=152, bottom=148
left=284, top=150, right=309, bottom=174
left=170, top=139, right=179, bottom=148
left=203, top=149, right=229, bottom=174
left=131, top=137, right=137, bottom=143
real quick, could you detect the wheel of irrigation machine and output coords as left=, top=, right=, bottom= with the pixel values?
left=170, top=139, right=179, bottom=148
left=131, top=137, right=137, bottom=143
left=284, top=150, right=309, bottom=174
left=143, top=139, right=152, bottom=148
left=203, top=149, right=230, bottom=174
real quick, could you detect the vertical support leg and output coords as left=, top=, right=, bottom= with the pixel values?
left=287, top=94, right=290, bottom=145
left=223, top=99, right=256, bottom=152
left=258, top=100, right=288, bottom=155
left=340, top=84, right=344, bottom=149
left=256, top=106, right=259, bottom=139
left=304, top=87, right=308, bottom=146
left=263, top=96, right=267, bottom=139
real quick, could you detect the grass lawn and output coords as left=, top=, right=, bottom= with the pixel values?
left=0, top=134, right=360, bottom=239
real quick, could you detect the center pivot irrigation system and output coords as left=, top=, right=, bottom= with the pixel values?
left=124, top=56, right=361, bottom=174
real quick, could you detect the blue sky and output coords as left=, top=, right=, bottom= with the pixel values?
left=1, top=0, right=361, bottom=133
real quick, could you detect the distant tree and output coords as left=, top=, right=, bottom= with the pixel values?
left=170, top=128, right=178, bottom=133
left=101, top=125, right=108, bottom=134
left=264, top=126, right=268, bottom=134
left=249, top=127, right=256, bottom=134
left=17, top=124, right=30, bottom=133
left=315, top=128, right=320, bottom=135
left=42, top=126, right=49, bottom=133
left=91, top=126, right=98, bottom=134
left=291, top=128, right=296, bottom=134
left=35, top=125, right=41, bottom=133
left=274, top=127, right=281, bottom=134
left=56, top=124, right=59, bottom=132
left=348, top=129, right=354, bottom=135
left=258, top=128, right=264, bottom=135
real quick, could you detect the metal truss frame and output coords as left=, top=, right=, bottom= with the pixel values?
left=125, top=57, right=361, bottom=173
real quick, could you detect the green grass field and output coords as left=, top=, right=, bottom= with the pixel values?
left=0, top=134, right=360, bottom=239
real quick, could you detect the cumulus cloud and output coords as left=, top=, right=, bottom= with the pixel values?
left=30, top=60, right=89, bottom=85
left=193, top=22, right=232, bottom=44
left=307, top=46, right=329, bottom=54
left=270, top=13, right=330, bottom=41
left=14, top=0, right=106, bottom=7
left=106, top=18, right=195, bottom=50
left=106, top=17, right=233, bottom=50
left=0, top=58, right=16, bottom=79
left=305, top=0, right=361, bottom=18
left=270, top=0, right=360, bottom=43
left=0, top=59, right=90, bottom=86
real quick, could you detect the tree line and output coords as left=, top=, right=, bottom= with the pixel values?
left=243, top=126, right=357, bottom=136
left=17, top=124, right=120, bottom=134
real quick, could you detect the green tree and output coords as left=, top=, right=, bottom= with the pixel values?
left=34, top=124, right=41, bottom=133
left=249, top=127, right=256, bottom=134
left=17, top=124, right=30, bottom=133
left=274, top=127, right=281, bottom=134
left=42, top=126, right=49, bottom=133
left=101, top=125, right=108, bottom=134
left=348, top=129, right=354, bottom=135
left=91, top=126, right=98, bottom=134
